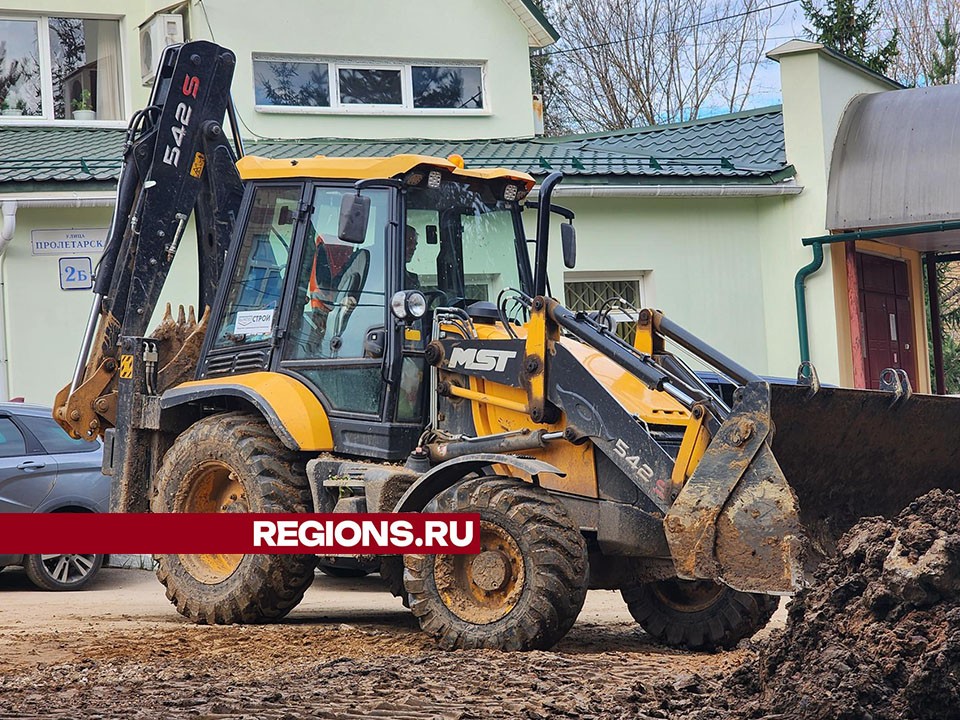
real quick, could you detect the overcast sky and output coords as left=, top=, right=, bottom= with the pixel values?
left=746, top=1, right=808, bottom=108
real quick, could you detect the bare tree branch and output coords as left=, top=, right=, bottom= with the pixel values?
left=878, top=0, right=959, bottom=84
left=550, top=0, right=779, bottom=131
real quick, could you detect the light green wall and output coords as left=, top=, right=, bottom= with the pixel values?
left=2, top=1, right=538, bottom=139
left=529, top=196, right=773, bottom=373
left=3, top=207, right=202, bottom=405
left=173, top=0, right=537, bottom=140
left=759, top=47, right=898, bottom=384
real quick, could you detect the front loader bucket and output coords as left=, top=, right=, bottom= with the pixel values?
left=769, top=383, right=960, bottom=563
left=667, top=380, right=960, bottom=595
left=665, top=381, right=805, bottom=594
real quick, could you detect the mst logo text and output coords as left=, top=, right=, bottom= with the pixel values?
left=448, top=347, right=517, bottom=373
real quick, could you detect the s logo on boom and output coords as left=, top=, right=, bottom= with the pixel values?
left=448, top=347, right=517, bottom=373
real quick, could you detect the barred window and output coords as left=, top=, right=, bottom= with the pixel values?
left=564, top=277, right=644, bottom=341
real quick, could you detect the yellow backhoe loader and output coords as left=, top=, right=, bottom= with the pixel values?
left=55, top=41, right=960, bottom=651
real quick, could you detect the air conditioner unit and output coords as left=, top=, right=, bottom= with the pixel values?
left=140, top=13, right=184, bottom=86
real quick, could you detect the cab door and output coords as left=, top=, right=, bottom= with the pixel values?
left=275, top=184, right=411, bottom=457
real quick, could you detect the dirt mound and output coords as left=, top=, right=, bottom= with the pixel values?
left=628, top=489, right=960, bottom=720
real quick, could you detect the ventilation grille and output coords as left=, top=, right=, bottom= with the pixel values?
left=203, top=349, right=269, bottom=377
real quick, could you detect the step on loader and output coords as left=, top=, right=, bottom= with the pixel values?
left=54, top=41, right=960, bottom=651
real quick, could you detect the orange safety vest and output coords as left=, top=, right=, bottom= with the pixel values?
left=308, top=235, right=334, bottom=311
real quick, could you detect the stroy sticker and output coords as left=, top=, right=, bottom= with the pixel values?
left=235, top=309, right=274, bottom=335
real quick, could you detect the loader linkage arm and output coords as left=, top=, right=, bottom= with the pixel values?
left=430, top=295, right=805, bottom=593
left=546, top=301, right=804, bottom=592
left=54, top=41, right=244, bottom=440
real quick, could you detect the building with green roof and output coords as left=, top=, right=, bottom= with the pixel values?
left=0, top=4, right=950, bottom=402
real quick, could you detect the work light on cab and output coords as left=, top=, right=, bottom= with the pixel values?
left=390, top=290, right=427, bottom=320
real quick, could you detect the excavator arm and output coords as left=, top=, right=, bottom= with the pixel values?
left=55, top=41, right=244, bottom=440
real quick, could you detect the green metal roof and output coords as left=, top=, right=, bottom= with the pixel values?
left=0, top=106, right=791, bottom=189
left=0, top=125, right=124, bottom=184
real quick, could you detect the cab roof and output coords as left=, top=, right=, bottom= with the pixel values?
left=235, top=153, right=536, bottom=190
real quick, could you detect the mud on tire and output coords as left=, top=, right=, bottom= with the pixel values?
left=403, top=476, right=588, bottom=651
left=152, top=411, right=315, bottom=624
left=620, top=577, right=778, bottom=650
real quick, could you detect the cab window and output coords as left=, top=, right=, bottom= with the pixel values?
left=405, top=180, right=527, bottom=305
left=281, top=186, right=390, bottom=416
left=213, top=185, right=300, bottom=348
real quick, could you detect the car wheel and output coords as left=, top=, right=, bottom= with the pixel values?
left=23, top=553, right=103, bottom=591
left=620, top=577, right=779, bottom=650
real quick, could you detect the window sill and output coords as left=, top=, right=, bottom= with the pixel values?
left=254, top=105, right=490, bottom=117
left=0, top=118, right=127, bottom=128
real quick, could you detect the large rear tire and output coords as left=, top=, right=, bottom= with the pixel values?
left=151, top=412, right=315, bottom=624
left=620, top=577, right=778, bottom=650
left=404, top=477, right=588, bottom=651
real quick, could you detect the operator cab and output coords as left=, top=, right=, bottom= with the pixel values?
left=198, top=156, right=535, bottom=460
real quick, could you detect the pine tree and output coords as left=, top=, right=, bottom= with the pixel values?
left=929, top=17, right=958, bottom=85
left=801, top=0, right=899, bottom=75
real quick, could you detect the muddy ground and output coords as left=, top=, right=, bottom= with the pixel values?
left=0, top=568, right=782, bottom=719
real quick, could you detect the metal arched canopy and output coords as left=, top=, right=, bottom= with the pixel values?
left=827, top=84, right=960, bottom=252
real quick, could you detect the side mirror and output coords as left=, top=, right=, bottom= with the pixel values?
left=561, top=222, right=576, bottom=269
left=339, top=194, right=371, bottom=244
left=425, top=225, right=439, bottom=245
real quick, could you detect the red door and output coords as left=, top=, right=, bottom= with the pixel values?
left=858, top=253, right=917, bottom=390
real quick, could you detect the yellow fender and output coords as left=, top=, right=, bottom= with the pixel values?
left=161, top=372, right=334, bottom=452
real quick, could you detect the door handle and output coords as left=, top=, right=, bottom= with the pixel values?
left=17, top=460, right=46, bottom=471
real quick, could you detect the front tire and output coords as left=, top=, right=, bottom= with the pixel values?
left=151, top=412, right=315, bottom=624
left=620, top=577, right=778, bottom=650
left=404, top=477, right=588, bottom=651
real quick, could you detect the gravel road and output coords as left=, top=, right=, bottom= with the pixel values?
left=0, top=567, right=785, bottom=719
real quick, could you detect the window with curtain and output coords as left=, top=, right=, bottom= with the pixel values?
left=0, top=15, right=122, bottom=121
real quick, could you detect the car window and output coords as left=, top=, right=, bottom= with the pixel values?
left=0, top=417, right=27, bottom=457
left=17, top=415, right=97, bottom=454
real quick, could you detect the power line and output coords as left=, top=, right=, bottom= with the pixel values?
left=197, top=0, right=272, bottom=141
left=541, top=0, right=802, bottom=57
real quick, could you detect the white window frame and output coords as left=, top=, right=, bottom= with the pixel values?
left=0, top=13, right=126, bottom=127
left=253, top=54, right=488, bottom=116
left=335, top=63, right=405, bottom=109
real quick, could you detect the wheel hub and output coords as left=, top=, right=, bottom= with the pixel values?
left=175, top=461, right=245, bottom=584
left=471, top=550, right=510, bottom=592
left=434, top=520, right=525, bottom=624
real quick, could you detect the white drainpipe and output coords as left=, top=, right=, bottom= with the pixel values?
left=0, top=201, right=18, bottom=401
left=0, top=194, right=116, bottom=401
